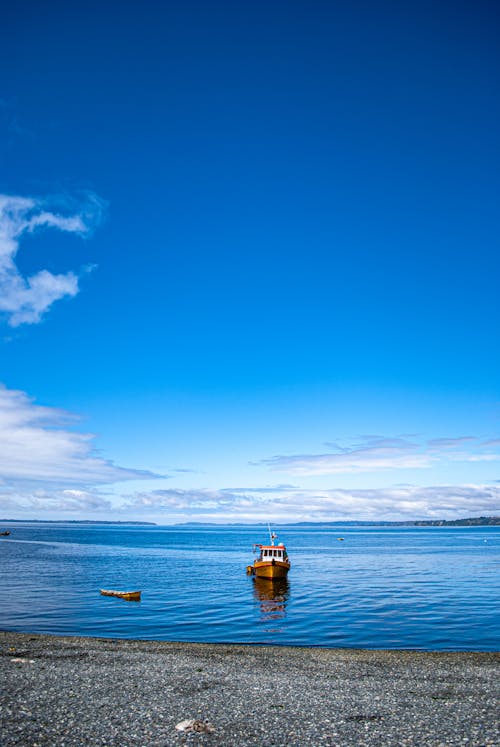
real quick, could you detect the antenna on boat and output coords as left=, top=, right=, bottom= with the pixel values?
left=268, top=523, right=277, bottom=545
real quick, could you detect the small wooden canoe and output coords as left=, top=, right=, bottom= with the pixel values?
left=99, top=589, right=141, bottom=601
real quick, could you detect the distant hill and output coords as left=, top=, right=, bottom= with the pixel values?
left=293, top=516, right=500, bottom=527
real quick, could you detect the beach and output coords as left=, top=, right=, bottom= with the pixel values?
left=1, top=632, right=498, bottom=746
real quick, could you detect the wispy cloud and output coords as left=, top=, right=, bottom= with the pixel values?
left=483, top=438, right=500, bottom=447
left=258, top=436, right=431, bottom=475
left=0, top=384, right=157, bottom=490
left=427, top=437, right=476, bottom=449
left=257, top=435, right=500, bottom=476
left=0, top=191, right=106, bottom=326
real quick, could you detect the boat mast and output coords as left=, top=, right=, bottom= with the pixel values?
left=268, top=523, right=277, bottom=546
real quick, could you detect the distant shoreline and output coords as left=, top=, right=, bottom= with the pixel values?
left=1, top=516, right=499, bottom=527
left=173, top=517, right=500, bottom=527
left=0, top=519, right=156, bottom=525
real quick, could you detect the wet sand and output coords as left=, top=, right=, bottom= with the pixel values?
left=1, top=631, right=499, bottom=746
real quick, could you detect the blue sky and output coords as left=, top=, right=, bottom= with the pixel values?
left=0, top=0, right=499, bottom=523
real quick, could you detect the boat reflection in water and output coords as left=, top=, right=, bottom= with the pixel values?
left=252, top=577, right=290, bottom=629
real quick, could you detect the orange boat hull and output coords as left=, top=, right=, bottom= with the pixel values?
left=253, top=560, right=290, bottom=579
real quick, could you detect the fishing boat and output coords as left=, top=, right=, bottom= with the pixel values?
left=99, top=589, right=141, bottom=601
left=247, top=527, right=291, bottom=580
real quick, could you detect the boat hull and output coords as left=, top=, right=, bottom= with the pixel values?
left=99, top=589, right=141, bottom=601
left=253, top=560, right=290, bottom=579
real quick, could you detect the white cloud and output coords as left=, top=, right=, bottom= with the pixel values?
left=0, top=191, right=105, bottom=326
left=0, top=487, right=112, bottom=514
left=448, top=453, right=500, bottom=463
left=258, top=435, right=500, bottom=476
left=0, top=384, right=157, bottom=490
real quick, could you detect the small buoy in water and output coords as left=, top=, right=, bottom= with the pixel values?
left=246, top=565, right=254, bottom=574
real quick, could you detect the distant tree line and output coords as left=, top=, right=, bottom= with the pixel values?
left=409, top=516, right=499, bottom=527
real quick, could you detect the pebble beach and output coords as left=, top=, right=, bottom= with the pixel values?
left=1, top=632, right=499, bottom=746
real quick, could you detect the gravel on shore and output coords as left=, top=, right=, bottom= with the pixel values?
left=1, top=632, right=499, bottom=747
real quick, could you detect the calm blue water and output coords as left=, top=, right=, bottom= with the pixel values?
left=1, top=523, right=499, bottom=650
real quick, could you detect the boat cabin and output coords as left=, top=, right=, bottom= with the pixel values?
left=257, top=543, right=288, bottom=562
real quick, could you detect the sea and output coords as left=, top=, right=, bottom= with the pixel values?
left=1, top=522, right=499, bottom=651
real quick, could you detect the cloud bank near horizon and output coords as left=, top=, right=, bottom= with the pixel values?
left=3, top=481, right=499, bottom=521
left=0, top=191, right=105, bottom=326
left=123, top=483, right=500, bottom=523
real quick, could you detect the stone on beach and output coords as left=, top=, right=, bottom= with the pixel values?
left=175, top=718, right=215, bottom=733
